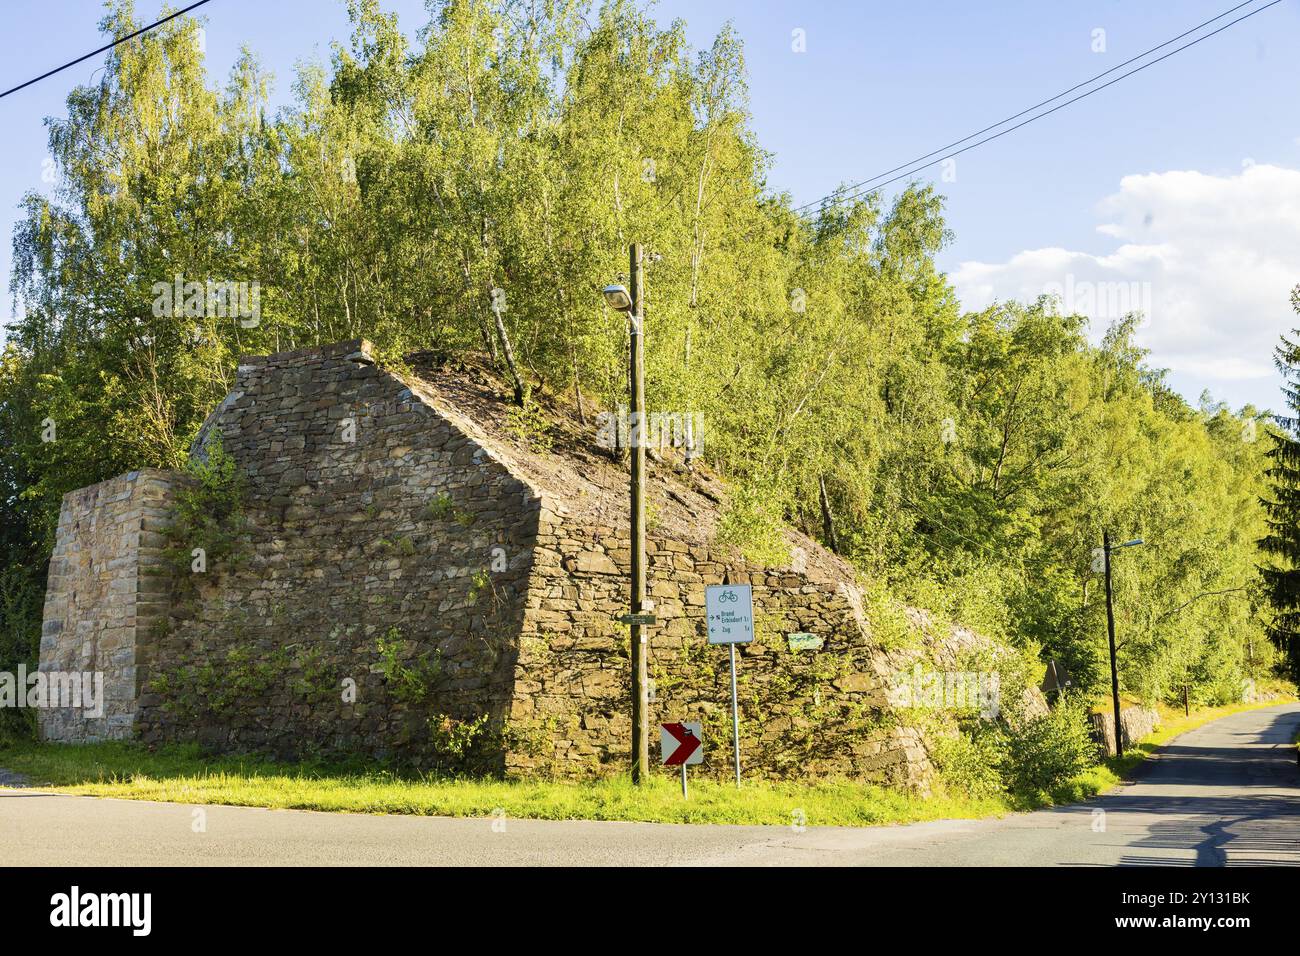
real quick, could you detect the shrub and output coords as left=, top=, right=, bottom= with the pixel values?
left=1001, top=693, right=1096, bottom=795
left=506, top=398, right=553, bottom=453
left=931, top=726, right=1005, bottom=798
left=716, top=478, right=790, bottom=567
left=428, top=712, right=490, bottom=763
left=0, top=562, right=42, bottom=742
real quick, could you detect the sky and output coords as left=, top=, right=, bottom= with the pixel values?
left=2, top=0, right=1298, bottom=411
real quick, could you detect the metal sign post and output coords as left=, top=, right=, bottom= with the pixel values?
left=728, top=643, right=740, bottom=787
left=661, top=722, right=702, bottom=799
left=705, top=584, right=753, bottom=788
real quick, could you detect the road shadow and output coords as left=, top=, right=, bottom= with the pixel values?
left=1104, top=707, right=1299, bottom=866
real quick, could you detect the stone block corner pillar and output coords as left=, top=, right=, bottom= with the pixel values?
left=37, top=468, right=183, bottom=743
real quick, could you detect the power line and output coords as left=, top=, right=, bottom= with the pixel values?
left=793, top=0, right=1263, bottom=214
left=0, top=0, right=214, bottom=100
left=795, top=0, right=1282, bottom=216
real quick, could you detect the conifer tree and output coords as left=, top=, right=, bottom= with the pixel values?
left=1260, top=285, right=1300, bottom=680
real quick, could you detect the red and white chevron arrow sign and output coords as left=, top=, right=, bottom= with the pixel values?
left=660, top=722, right=703, bottom=766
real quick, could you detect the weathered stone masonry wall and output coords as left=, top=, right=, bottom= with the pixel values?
left=509, top=514, right=930, bottom=786
left=39, top=470, right=180, bottom=742
left=39, top=339, right=975, bottom=788
left=137, top=341, right=540, bottom=769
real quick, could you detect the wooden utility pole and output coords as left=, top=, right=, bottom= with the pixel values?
left=628, top=243, right=650, bottom=783
left=1103, top=531, right=1124, bottom=758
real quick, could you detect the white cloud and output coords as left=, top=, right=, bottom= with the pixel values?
left=951, top=163, right=1300, bottom=409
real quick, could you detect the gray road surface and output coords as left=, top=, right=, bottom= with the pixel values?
left=2, top=703, right=1297, bottom=866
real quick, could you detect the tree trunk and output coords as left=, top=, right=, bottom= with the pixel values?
left=571, top=347, right=587, bottom=426
left=819, top=474, right=840, bottom=554
left=492, top=303, right=526, bottom=406
left=478, top=311, right=498, bottom=364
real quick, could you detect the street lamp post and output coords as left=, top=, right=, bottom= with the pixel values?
left=603, top=243, right=649, bottom=784
left=1102, top=532, right=1144, bottom=757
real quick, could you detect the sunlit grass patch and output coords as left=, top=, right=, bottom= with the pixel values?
left=0, top=740, right=1009, bottom=827
left=3, top=698, right=1290, bottom=826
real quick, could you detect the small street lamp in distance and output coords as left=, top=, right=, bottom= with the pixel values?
left=1103, top=532, right=1145, bottom=757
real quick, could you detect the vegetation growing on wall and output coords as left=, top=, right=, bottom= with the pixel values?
left=163, top=433, right=249, bottom=588
left=152, top=643, right=291, bottom=724
left=375, top=626, right=443, bottom=706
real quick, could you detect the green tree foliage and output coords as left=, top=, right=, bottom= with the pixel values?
left=1, top=0, right=1284, bottom=738
left=1261, top=285, right=1300, bottom=681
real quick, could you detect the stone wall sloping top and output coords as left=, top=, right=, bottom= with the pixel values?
left=396, top=354, right=856, bottom=587
left=185, top=340, right=850, bottom=587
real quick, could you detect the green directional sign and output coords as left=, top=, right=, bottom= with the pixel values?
left=618, top=613, right=658, bottom=626
left=787, top=632, right=823, bottom=651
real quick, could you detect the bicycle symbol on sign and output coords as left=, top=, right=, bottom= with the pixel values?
left=718, top=589, right=738, bottom=604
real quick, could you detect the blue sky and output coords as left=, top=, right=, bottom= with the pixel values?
left=3, top=0, right=1298, bottom=409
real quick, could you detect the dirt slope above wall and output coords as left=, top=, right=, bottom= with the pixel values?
left=398, top=353, right=850, bottom=583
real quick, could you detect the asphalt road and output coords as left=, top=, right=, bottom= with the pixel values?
left=2, top=703, right=1297, bottom=866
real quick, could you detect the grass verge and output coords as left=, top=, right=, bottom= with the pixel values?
left=0, top=699, right=1290, bottom=826
left=0, top=740, right=1009, bottom=827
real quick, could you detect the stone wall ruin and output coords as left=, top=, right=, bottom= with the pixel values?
left=37, top=339, right=1011, bottom=788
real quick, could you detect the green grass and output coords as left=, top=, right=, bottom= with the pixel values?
left=1, top=698, right=1289, bottom=827
left=0, top=740, right=1009, bottom=826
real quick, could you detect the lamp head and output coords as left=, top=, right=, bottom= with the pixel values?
left=602, top=284, right=633, bottom=313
